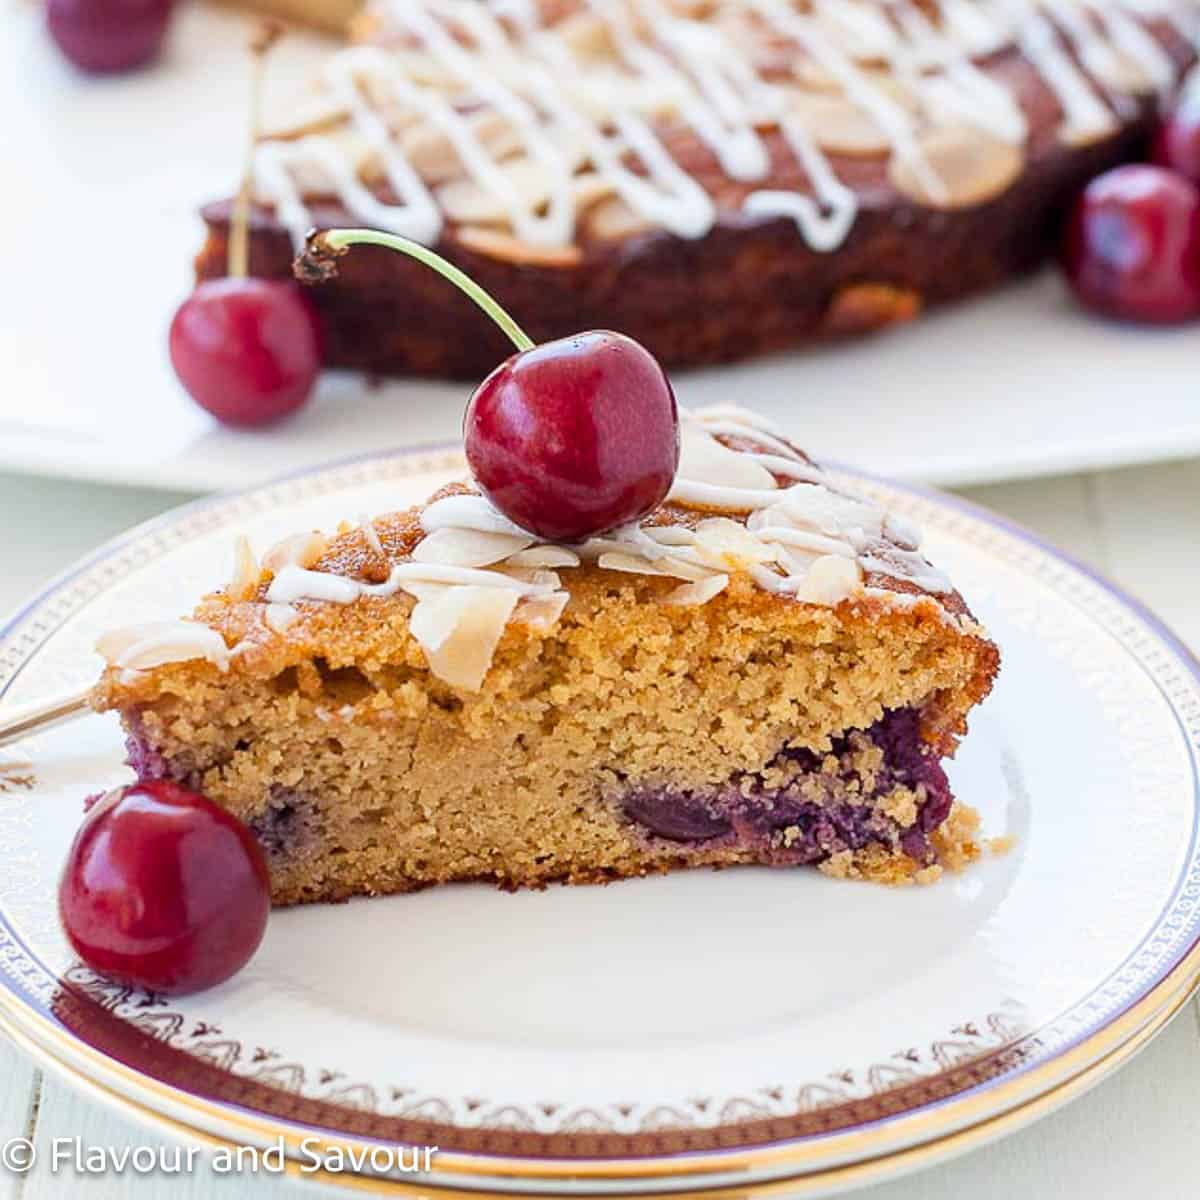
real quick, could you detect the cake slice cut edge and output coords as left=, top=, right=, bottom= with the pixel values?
left=91, top=412, right=1000, bottom=903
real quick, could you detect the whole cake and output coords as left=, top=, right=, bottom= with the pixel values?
left=92, top=406, right=998, bottom=904
left=195, top=0, right=1198, bottom=378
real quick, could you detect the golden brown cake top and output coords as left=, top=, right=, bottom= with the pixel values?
left=96, top=406, right=983, bottom=694
left=251, top=0, right=1195, bottom=262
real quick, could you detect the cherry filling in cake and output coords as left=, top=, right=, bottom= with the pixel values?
left=623, top=707, right=954, bottom=868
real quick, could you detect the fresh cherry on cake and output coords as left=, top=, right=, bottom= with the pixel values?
left=59, top=780, right=270, bottom=995
left=47, top=0, right=172, bottom=74
left=1060, top=164, right=1200, bottom=324
left=464, top=332, right=678, bottom=541
left=1153, top=86, right=1200, bottom=185
left=170, top=277, right=322, bottom=427
left=296, top=229, right=680, bottom=540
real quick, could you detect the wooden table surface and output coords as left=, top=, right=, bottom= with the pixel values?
left=1, top=460, right=1197, bottom=1199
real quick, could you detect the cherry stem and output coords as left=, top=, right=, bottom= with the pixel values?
left=228, top=23, right=283, bottom=280
left=314, top=228, right=534, bottom=352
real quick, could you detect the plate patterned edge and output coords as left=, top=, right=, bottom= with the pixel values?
left=0, top=447, right=1198, bottom=1166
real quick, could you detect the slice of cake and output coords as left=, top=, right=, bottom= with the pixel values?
left=92, top=406, right=997, bottom=903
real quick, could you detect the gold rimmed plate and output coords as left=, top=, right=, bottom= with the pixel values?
left=1, top=445, right=1199, bottom=1195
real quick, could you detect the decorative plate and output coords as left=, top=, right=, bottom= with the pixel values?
left=1, top=445, right=1199, bottom=1198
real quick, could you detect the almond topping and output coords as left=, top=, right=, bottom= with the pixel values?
left=888, top=125, right=1023, bottom=209
left=412, top=527, right=534, bottom=568
left=263, top=531, right=330, bottom=573
left=792, top=555, right=863, bottom=605
left=436, top=157, right=557, bottom=225
left=514, top=591, right=570, bottom=631
left=454, top=226, right=583, bottom=267
left=665, top=574, right=729, bottom=606
left=409, top=586, right=519, bottom=691
left=228, top=536, right=260, bottom=602
left=584, top=194, right=655, bottom=241
left=96, top=621, right=231, bottom=673
left=789, top=92, right=891, bottom=157
left=675, top=421, right=777, bottom=491
left=693, top=517, right=779, bottom=569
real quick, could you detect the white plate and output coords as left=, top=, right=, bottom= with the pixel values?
left=0, top=445, right=1199, bottom=1197
left=3, top=4, right=1199, bottom=495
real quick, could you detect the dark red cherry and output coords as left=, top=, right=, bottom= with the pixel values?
left=59, top=781, right=270, bottom=995
left=1153, top=87, right=1200, bottom=186
left=464, top=331, right=679, bottom=542
left=169, top=278, right=322, bottom=427
left=1060, top=165, right=1200, bottom=324
left=47, top=0, right=172, bottom=74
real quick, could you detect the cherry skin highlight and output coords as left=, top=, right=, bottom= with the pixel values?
left=58, top=780, right=271, bottom=995
left=47, top=0, right=172, bottom=74
left=1153, top=88, right=1200, bottom=186
left=464, top=331, right=679, bottom=542
left=169, top=278, right=322, bottom=427
left=1060, top=164, right=1200, bottom=324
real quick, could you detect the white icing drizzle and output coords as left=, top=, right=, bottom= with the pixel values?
left=252, top=0, right=1193, bottom=254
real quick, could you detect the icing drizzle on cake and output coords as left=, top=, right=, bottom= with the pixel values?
left=97, top=410, right=960, bottom=691
left=252, top=0, right=1194, bottom=256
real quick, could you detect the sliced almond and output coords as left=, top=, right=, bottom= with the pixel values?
left=504, top=546, right=581, bottom=569
left=229, top=536, right=260, bottom=602
left=792, top=555, right=862, bottom=606
left=555, top=11, right=615, bottom=57
left=263, top=603, right=299, bottom=635
left=402, top=110, right=525, bottom=185
left=889, top=125, right=1023, bottom=209
left=573, top=171, right=617, bottom=212
left=412, top=527, right=533, bottom=568
left=420, top=494, right=529, bottom=537
left=675, top=421, right=777, bottom=491
left=597, top=552, right=676, bottom=578
left=498, top=566, right=562, bottom=588
left=97, top=621, right=231, bottom=673
left=514, top=590, right=569, bottom=631
left=693, top=518, right=778, bottom=570
left=358, top=514, right=385, bottom=558
left=788, top=91, right=892, bottom=158
left=97, top=622, right=196, bottom=662
left=455, top=226, right=583, bottom=267
left=263, top=532, right=330, bottom=573
left=584, top=194, right=655, bottom=241
left=437, top=157, right=557, bottom=225
left=410, top=586, right=519, bottom=691
left=665, top=574, right=729, bottom=607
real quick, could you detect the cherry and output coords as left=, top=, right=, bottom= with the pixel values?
left=1153, top=86, right=1200, bottom=186
left=59, top=781, right=270, bottom=995
left=464, top=332, right=678, bottom=540
left=295, top=228, right=680, bottom=540
left=47, top=0, right=172, bottom=75
left=1061, top=165, right=1200, bottom=324
left=169, top=278, right=322, bottom=427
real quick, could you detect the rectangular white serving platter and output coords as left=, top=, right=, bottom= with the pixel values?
left=3, top=2, right=1197, bottom=496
